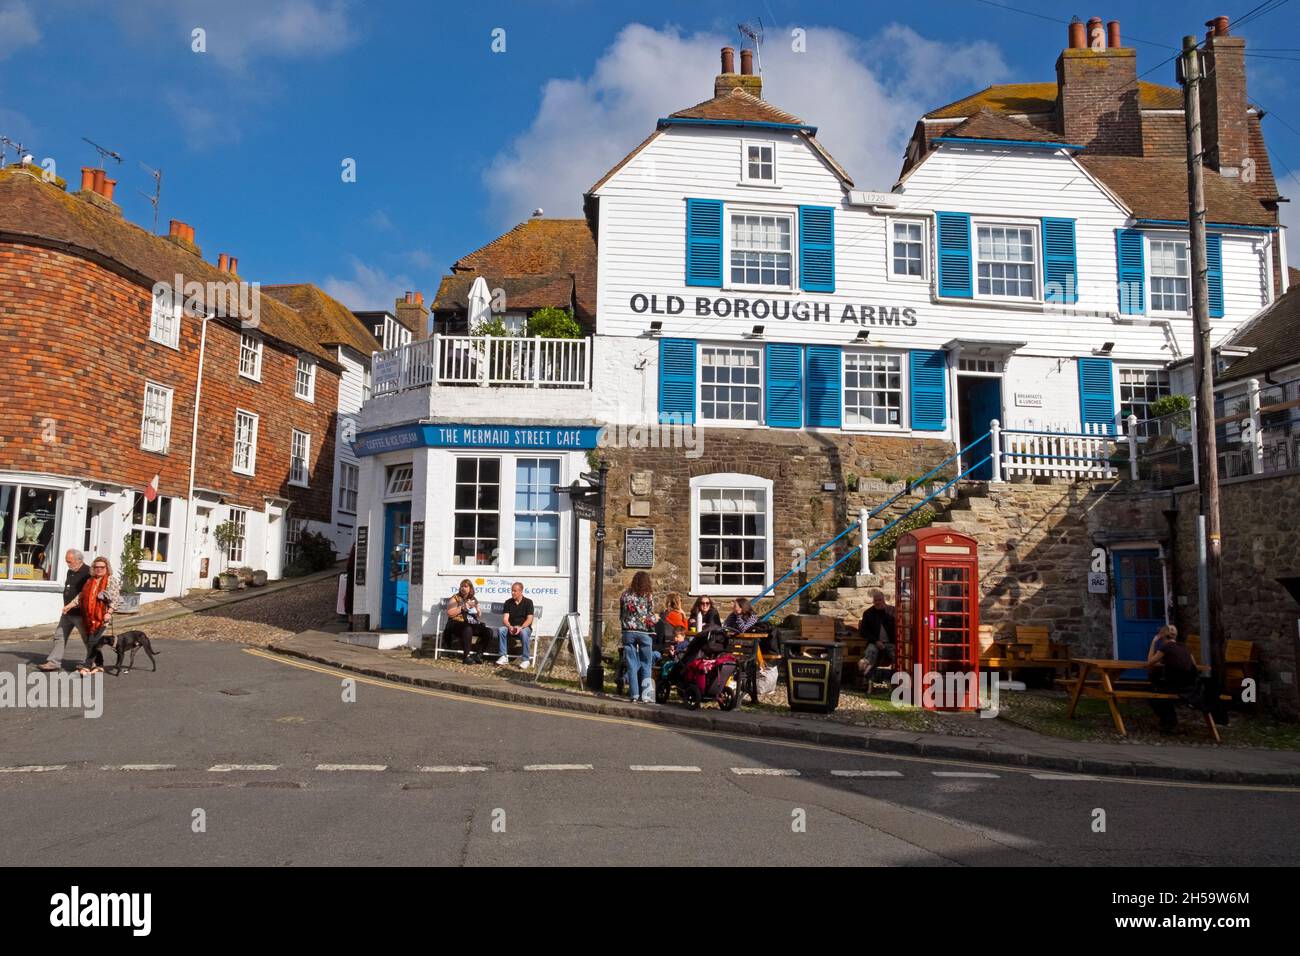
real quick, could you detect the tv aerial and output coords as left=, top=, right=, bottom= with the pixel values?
left=737, top=18, right=764, bottom=74
left=82, top=136, right=123, bottom=169
left=138, top=161, right=163, bottom=233
left=0, top=134, right=29, bottom=168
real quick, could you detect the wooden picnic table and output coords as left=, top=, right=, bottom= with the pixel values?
left=1065, top=658, right=1220, bottom=742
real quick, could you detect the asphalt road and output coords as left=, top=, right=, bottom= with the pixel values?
left=2, top=638, right=1297, bottom=866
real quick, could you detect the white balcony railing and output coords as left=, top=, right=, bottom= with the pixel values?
left=372, top=334, right=592, bottom=395
left=991, top=416, right=1138, bottom=481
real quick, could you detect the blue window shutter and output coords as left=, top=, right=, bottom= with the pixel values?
left=765, top=343, right=803, bottom=428
left=658, top=338, right=696, bottom=424
left=1077, top=357, right=1116, bottom=433
left=935, top=212, right=972, bottom=298
left=1041, top=217, right=1078, bottom=304
left=1206, top=233, right=1224, bottom=318
left=909, top=350, right=947, bottom=431
left=805, top=346, right=842, bottom=428
left=799, top=206, right=835, bottom=292
left=1116, top=228, right=1145, bottom=314
left=685, top=199, right=723, bottom=287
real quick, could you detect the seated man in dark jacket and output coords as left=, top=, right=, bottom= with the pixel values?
left=1146, top=624, right=1199, bottom=733
left=857, top=590, right=896, bottom=688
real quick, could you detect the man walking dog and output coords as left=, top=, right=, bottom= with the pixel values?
left=38, top=549, right=93, bottom=672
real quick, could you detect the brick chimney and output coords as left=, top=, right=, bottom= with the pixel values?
left=1055, top=17, right=1143, bottom=155
left=167, top=219, right=201, bottom=256
left=76, top=166, right=123, bottom=216
left=395, top=291, right=429, bottom=338
left=714, top=45, right=762, bottom=99
left=1200, top=15, right=1248, bottom=176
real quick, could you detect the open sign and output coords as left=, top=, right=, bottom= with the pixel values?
left=137, top=570, right=169, bottom=593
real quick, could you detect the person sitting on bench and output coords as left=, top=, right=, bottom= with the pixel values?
left=497, top=581, right=534, bottom=669
left=446, top=579, right=493, bottom=665
left=1146, top=624, right=1198, bottom=734
left=857, top=590, right=896, bottom=688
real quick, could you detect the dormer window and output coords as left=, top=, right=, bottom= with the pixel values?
left=741, top=141, right=775, bottom=184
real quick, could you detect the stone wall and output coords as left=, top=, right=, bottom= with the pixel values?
left=595, top=428, right=951, bottom=636
left=1171, top=471, right=1300, bottom=716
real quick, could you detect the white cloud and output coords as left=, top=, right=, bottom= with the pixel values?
left=1280, top=171, right=1300, bottom=269
left=114, top=0, right=354, bottom=71
left=0, top=1, right=40, bottom=60
left=366, top=210, right=394, bottom=232
left=405, top=248, right=436, bottom=270
left=484, top=22, right=1010, bottom=227
left=321, top=257, right=412, bottom=311
left=166, top=91, right=238, bottom=151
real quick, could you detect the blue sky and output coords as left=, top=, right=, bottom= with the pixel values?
left=2, top=0, right=1298, bottom=308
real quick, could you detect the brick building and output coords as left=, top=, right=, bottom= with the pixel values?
left=0, top=163, right=371, bottom=626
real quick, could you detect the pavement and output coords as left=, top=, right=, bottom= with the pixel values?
left=0, top=566, right=344, bottom=645
left=2, top=638, right=1298, bottom=866
left=267, top=631, right=1300, bottom=786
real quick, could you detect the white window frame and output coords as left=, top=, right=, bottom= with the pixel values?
left=130, top=493, right=173, bottom=567
left=451, top=455, right=502, bottom=569
left=511, top=457, right=562, bottom=572
left=295, top=357, right=316, bottom=402
left=239, top=334, right=263, bottom=381
left=1118, top=365, right=1172, bottom=440
left=740, top=139, right=778, bottom=186
left=842, top=349, right=907, bottom=432
left=0, top=479, right=67, bottom=587
left=140, top=381, right=174, bottom=453
left=689, top=473, right=773, bottom=596
left=284, top=516, right=306, bottom=566
left=887, top=217, right=928, bottom=282
left=973, top=218, right=1041, bottom=303
left=225, top=507, right=248, bottom=565
left=384, top=464, right=413, bottom=499
left=1146, top=234, right=1192, bottom=317
left=338, top=462, right=359, bottom=514
left=698, top=344, right=765, bottom=427
left=149, top=287, right=180, bottom=349
left=725, top=207, right=797, bottom=292
left=232, top=409, right=259, bottom=476
left=289, top=430, right=311, bottom=487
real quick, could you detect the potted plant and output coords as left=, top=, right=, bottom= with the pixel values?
left=118, top=533, right=147, bottom=612
left=212, top=520, right=243, bottom=590
left=250, top=569, right=268, bottom=587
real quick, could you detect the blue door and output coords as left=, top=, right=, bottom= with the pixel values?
left=958, top=376, right=1002, bottom=480
left=381, top=502, right=412, bottom=630
left=1112, top=549, right=1166, bottom=675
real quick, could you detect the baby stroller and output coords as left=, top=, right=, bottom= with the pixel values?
left=654, top=626, right=742, bottom=711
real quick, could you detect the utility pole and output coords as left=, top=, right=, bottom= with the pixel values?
left=1180, top=34, right=1227, bottom=682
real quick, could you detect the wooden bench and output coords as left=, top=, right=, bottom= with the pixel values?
left=1064, top=658, right=1221, bottom=741
left=1188, top=636, right=1258, bottom=703
left=426, top=597, right=544, bottom=660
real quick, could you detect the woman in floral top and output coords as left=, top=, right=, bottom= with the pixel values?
left=619, top=571, right=657, bottom=703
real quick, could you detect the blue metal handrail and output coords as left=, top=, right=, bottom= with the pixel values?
left=750, top=429, right=990, bottom=611
left=759, top=452, right=991, bottom=622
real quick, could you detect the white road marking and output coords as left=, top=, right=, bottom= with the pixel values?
left=524, top=764, right=593, bottom=771
left=208, top=764, right=280, bottom=772
left=932, top=771, right=1000, bottom=779
left=103, top=764, right=175, bottom=771
left=0, top=765, right=66, bottom=773
left=731, top=767, right=801, bottom=776
left=831, top=770, right=904, bottom=778
left=315, top=764, right=387, bottom=772
left=418, top=765, right=489, bottom=773
left=1031, top=773, right=1099, bottom=781
left=630, top=765, right=701, bottom=772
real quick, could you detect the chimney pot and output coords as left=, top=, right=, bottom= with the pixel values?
left=229, top=256, right=237, bottom=274
left=80, top=167, right=96, bottom=192
left=1087, top=17, right=1105, bottom=49
left=185, top=224, right=195, bottom=243
left=1208, top=15, right=1230, bottom=36
left=721, top=46, right=735, bottom=74
left=740, top=48, right=753, bottom=75
left=169, top=219, right=185, bottom=238
left=218, top=253, right=230, bottom=272
left=1068, top=19, right=1086, bottom=49
left=1107, top=20, right=1121, bottom=49
left=414, top=291, right=423, bottom=306
left=100, top=178, right=116, bottom=202
left=91, top=169, right=106, bottom=194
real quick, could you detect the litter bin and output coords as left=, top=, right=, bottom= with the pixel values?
left=782, top=639, right=843, bottom=713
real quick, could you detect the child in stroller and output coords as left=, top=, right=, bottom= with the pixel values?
left=654, top=624, right=742, bottom=710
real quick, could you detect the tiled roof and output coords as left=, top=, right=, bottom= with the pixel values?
left=669, top=88, right=805, bottom=125
left=1077, top=155, right=1276, bottom=227
left=261, top=283, right=376, bottom=358
left=1221, top=279, right=1300, bottom=381
left=433, top=273, right=575, bottom=314
left=0, top=167, right=336, bottom=364
left=940, top=108, right=1070, bottom=144
left=436, top=218, right=596, bottom=322
left=925, top=80, right=1183, bottom=119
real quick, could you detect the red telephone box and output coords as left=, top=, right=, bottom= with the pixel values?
left=894, top=527, right=980, bottom=711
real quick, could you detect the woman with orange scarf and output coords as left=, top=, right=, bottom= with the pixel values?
left=76, top=557, right=121, bottom=675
